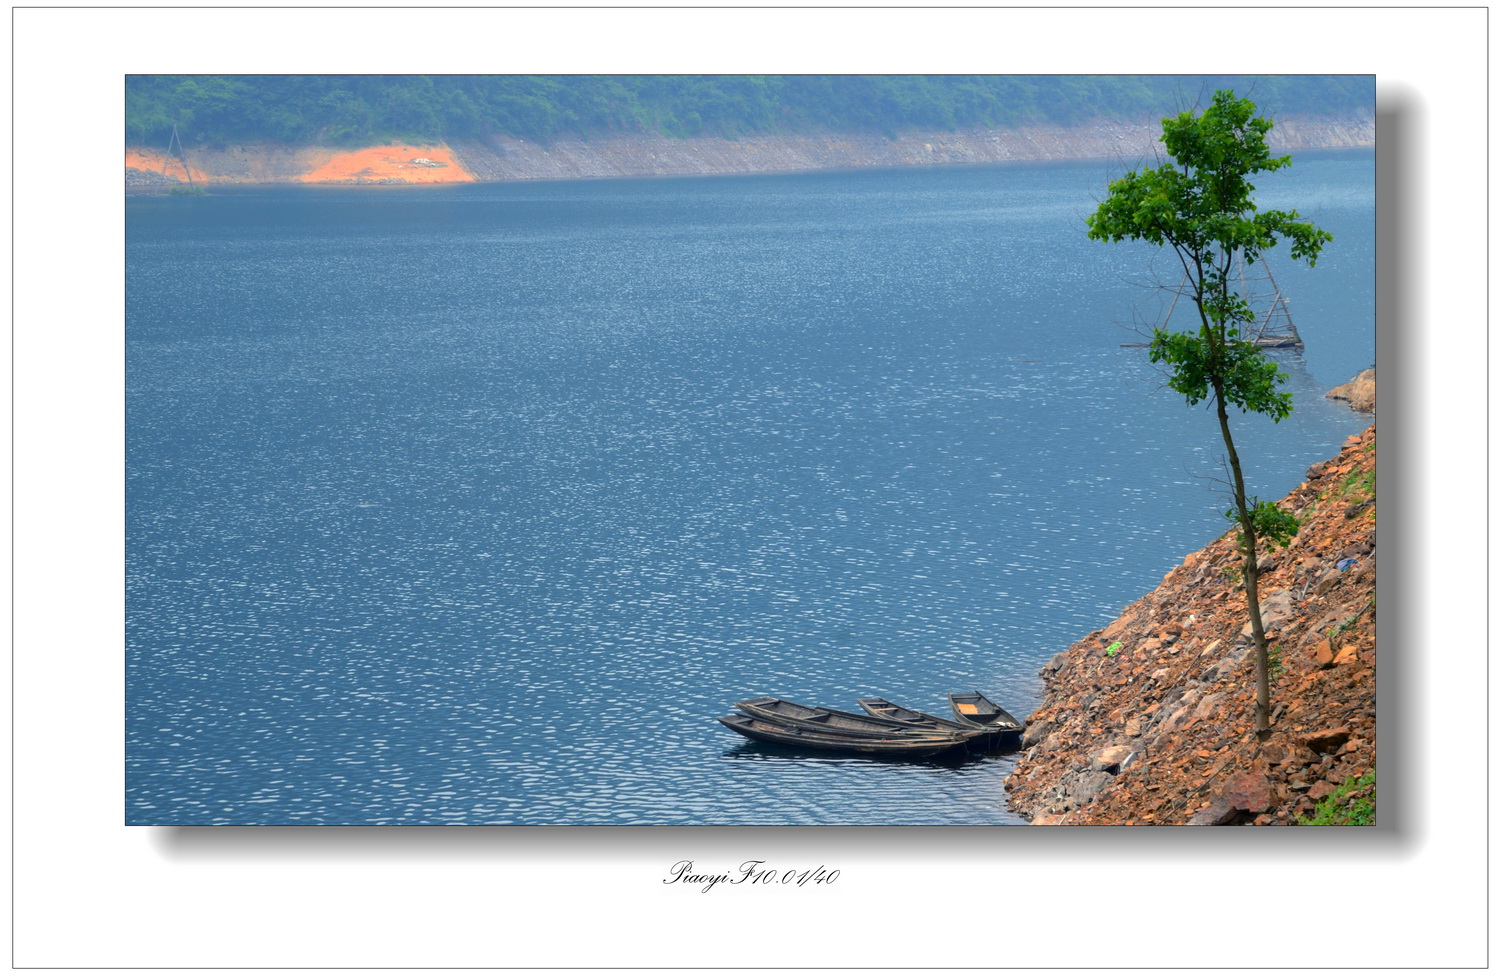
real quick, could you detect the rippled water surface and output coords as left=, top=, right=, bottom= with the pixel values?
left=126, top=154, right=1373, bottom=824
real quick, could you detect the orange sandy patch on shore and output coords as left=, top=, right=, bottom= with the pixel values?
left=126, top=148, right=211, bottom=184
left=300, top=144, right=474, bottom=184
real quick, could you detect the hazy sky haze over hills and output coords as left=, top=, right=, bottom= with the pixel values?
left=125, top=74, right=1374, bottom=148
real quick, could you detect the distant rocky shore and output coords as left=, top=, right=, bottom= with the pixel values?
left=448, top=114, right=1370, bottom=183
left=126, top=113, right=1372, bottom=189
left=1326, top=368, right=1376, bottom=413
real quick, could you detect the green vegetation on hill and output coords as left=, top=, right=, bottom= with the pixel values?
left=1298, top=768, right=1376, bottom=825
left=126, top=74, right=1373, bottom=149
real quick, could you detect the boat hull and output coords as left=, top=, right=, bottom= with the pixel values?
left=718, top=714, right=971, bottom=759
left=855, top=697, right=973, bottom=731
left=735, top=696, right=971, bottom=741
left=857, top=696, right=1017, bottom=753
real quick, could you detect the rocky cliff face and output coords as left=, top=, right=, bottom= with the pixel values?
left=126, top=114, right=1373, bottom=188
left=1005, top=425, right=1376, bottom=825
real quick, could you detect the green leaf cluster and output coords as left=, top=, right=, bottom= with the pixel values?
left=1088, top=90, right=1332, bottom=422
left=1229, top=498, right=1301, bottom=551
left=1149, top=329, right=1294, bottom=420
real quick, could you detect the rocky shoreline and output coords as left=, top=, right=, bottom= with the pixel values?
left=125, top=114, right=1372, bottom=188
left=1326, top=367, right=1376, bottom=413
left=1004, top=403, right=1376, bottom=825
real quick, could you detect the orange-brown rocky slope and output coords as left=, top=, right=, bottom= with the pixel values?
left=126, top=142, right=474, bottom=187
left=1006, top=425, right=1376, bottom=825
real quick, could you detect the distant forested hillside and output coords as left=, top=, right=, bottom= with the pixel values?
left=125, top=75, right=1373, bottom=148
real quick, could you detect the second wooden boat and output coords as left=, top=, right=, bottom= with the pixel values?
left=948, top=690, right=1023, bottom=732
left=735, top=696, right=975, bottom=742
left=855, top=696, right=975, bottom=732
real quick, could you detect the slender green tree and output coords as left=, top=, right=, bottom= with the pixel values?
left=1086, top=90, right=1332, bottom=733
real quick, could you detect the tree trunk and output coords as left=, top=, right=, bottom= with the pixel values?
left=1213, top=381, right=1273, bottom=733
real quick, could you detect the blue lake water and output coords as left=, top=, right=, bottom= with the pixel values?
left=125, top=152, right=1373, bottom=824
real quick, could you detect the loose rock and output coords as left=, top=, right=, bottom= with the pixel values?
left=1006, top=426, right=1376, bottom=824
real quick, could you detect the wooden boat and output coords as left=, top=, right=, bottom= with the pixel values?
left=859, top=696, right=1020, bottom=753
left=734, top=696, right=975, bottom=741
left=855, top=696, right=975, bottom=732
left=717, top=714, right=970, bottom=759
left=948, top=690, right=1024, bottom=733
